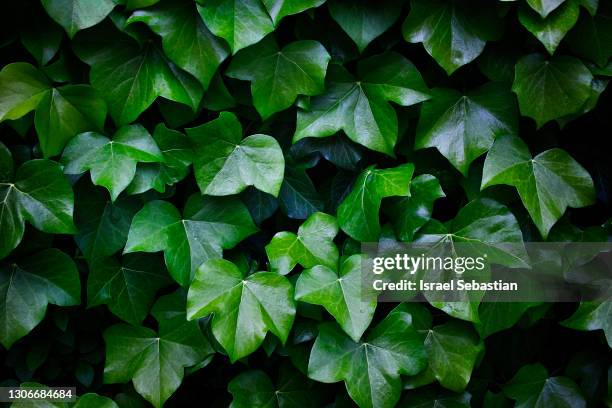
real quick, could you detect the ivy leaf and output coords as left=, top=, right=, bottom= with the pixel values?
left=266, top=212, right=339, bottom=275
left=399, top=388, right=471, bottom=407
left=308, top=304, right=429, bottom=408
left=328, top=0, right=402, bottom=52
left=229, top=365, right=319, bottom=408
left=425, top=321, right=484, bottom=392
left=414, top=82, right=518, bottom=175
left=126, top=124, right=194, bottom=195
left=187, top=258, right=296, bottom=362
left=41, top=0, right=116, bottom=38
left=124, top=195, right=257, bottom=286
left=402, top=0, right=502, bottom=74
left=186, top=112, right=285, bottom=196
left=20, top=14, right=63, bottom=66
left=61, top=125, right=164, bottom=201
left=385, top=174, right=445, bottom=242
left=87, top=254, right=171, bottom=325
left=482, top=135, right=596, bottom=238
left=503, top=364, right=587, bottom=407
left=74, top=181, right=139, bottom=262
left=74, top=29, right=203, bottom=126
left=0, top=249, right=80, bottom=349
left=416, top=198, right=528, bottom=321
left=290, top=135, right=364, bottom=171
left=562, top=302, right=611, bottom=347
left=475, top=302, right=541, bottom=338
left=279, top=165, right=324, bottom=220
left=127, top=0, right=229, bottom=89
left=197, top=0, right=275, bottom=53
left=512, top=53, right=593, bottom=127
left=0, top=63, right=107, bottom=157
left=74, top=394, right=118, bottom=408
left=295, top=254, right=376, bottom=342
left=527, top=0, right=566, bottom=18
left=0, top=159, right=76, bottom=260
left=518, top=1, right=580, bottom=55
left=0, top=62, right=50, bottom=121
left=337, top=163, right=414, bottom=242
left=566, top=4, right=612, bottom=66
left=197, top=0, right=324, bottom=53
left=294, top=53, right=430, bottom=156
left=35, top=85, right=107, bottom=157
left=226, top=36, right=330, bottom=119
left=104, top=292, right=213, bottom=408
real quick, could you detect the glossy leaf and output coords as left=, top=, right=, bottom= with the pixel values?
left=127, top=0, right=229, bottom=89
left=226, top=36, right=330, bottom=119
left=61, top=125, right=164, bottom=201
left=512, top=53, right=593, bottom=127
left=187, top=258, right=296, bottom=362
left=294, top=54, right=430, bottom=156
left=124, top=195, right=257, bottom=286
left=527, top=0, right=566, bottom=18
left=41, top=0, right=116, bottom=38
left=482, top=135, right=596, bottom=238
left=0, top=249, right=80, bottom=348
left=402, top=0, right=502, bottom=74
left=414, top=83, right=518, bottom=175
left=328, top=0, right=402, bottom=52
left=519, top=1, right=580, bottom=55
left=425, top=321, right=484, bottom=392
left=0, top=63, right=51, bottom=122
left=295, top=254, right=376, bottom=341
left=337, top=163, right=414, bottom=242
left=187, top=112, right=285, bottom=196
left=562, top=302, right=611, bottom=347
left=308, top=304, right=429, bottom=408
left=0, top=159, right=76, bottom=260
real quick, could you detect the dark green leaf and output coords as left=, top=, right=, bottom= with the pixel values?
left=41, top=0, right=117, bottom=38
left=519, top=1, right=579, bottom=55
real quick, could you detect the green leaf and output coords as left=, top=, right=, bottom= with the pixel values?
left=127, top=0, right=229, bottom=89
left=197, top=0, right=324, bottom=53
left=566, top=3, right=612, bottom=66
left=279, top=165, right=324, bottom=220
left=414, top=82, right=518, bottom=175
left=61, top=125, right=164, bottom=201
left=74, top=30, right=203, bottom=125
left=266, top=212, right=338, bottom=275
left=74, top=181, right=139, bottom=262
left=328, top=0, right=402, bottom=52
left=0, top=62, right=51, bottom=122
left=386, top=174, right=445, bottom=242
left=88, top=254, right=171, bottom=325
left=482, top=135, right=596, bottom=238
left=0, top=249, right=80, bottom=348
left=197, top=0, right=275, bottom=53
left=308, top=304, right=429, bottom=408
left=398, top=388, right=471, bottom=408
left=402, top=0, right=502, bottom=74
left=124, top=195, right=257, bottom=286
left=41, top=0, right=117, bottom=38
left=337, top=163, right=414, bottom=242
left=425, top=321, right=484, bottom=392
left=126, top=124, right=194, bottom=194
left=263, top=0, right=325, bottom=25
left=295, top=254, right=376, bottom=342
left=0, top=159, right=76, bottom=260
left=562, top=302, right=611, bottom=347
left=527, top=0, right=566, bottom=17
left=187, top=258, right=296, bottom=362
left=512, top=53, right=593, bottom=127
left=519, top=1, right=580, bottom=55
left=503, top=364, right=587, bottom=407
left=294, top=54, right=430, bottom=155
left=229, top=365, right=319, bottom=408
left=74, top=394, right=119, bottom=408
left=416, top=198, right=528, bottom=321
left=226, top=36, right=330, bottom=119
left=475, top=302, right=541, bottom=338
left=186, top=112, right=285, bottom=196
left=104, top=293, right=213, bottom=408
left=35, top=85, right=107, bottom=157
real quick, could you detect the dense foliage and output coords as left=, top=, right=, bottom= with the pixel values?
left=0, top=0, right=611, bottom=407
